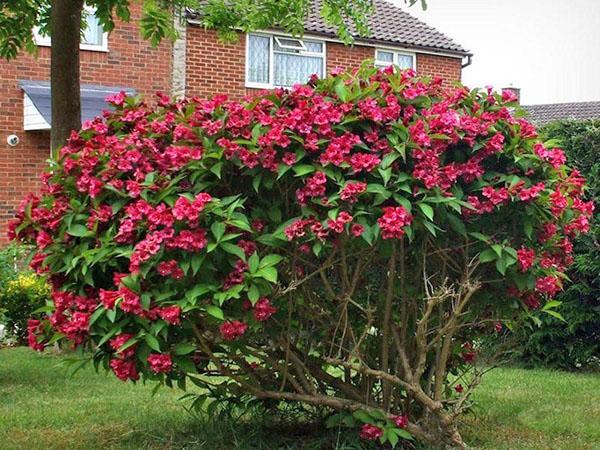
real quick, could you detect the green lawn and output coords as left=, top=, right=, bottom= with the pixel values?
left=0, top=347, right=598, bottom=450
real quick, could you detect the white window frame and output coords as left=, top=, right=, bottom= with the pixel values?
left=33, top=5, right=108, bottom=52
left=274, top=36, right=307, bottom=51
left=374, top=47, right=416, bottom=71
left=246, top=32, right=327, bottom=89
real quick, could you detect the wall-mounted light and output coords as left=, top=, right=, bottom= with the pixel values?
left=6, top=134, right=20, bottom=147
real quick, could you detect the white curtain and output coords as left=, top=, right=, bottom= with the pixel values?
left=248, top=35, right=270, bottom=84
left=274, top=53, right=322, bottom=87
left=82, top=12, right=103, bottom=46
left=396, top=54, right=414, bottom=69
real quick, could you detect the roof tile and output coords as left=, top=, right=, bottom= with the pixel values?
left=187, top=0, right=470, bottom=55
left=522, top=101, right=600, bottom=125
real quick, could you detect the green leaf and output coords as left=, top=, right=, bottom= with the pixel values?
left=257, top=266, right=278, bottom=283
left=543, top=309, right=566, bottom=322
left=422, top=220, right=436, bottom=236
left=144, top=334, right=161, bottom=352
left=248, top=253, right=260, bottom=273
left=496, top=256, right=508, bottom=275
left=211, top=222, right=226, bottom=241
left=393, top=428, right=413, bottom=440
left=334, top=80, right=349, bottom=102
left=542, top=300, right=562, bottom=310
left=479, top=248, right=497, bottom=263
left=293, top=164, right=315, bottom=176
left=378, top=167, right=392, bottom=185
left=220, top=242, right=246, bottom=260
left=67, top=224, right=92, bottom=237
left=447, top=213, right=466, bottom=236
left=206, top=305, right=224, bottom=320
left=366, top=183, right=390, bottom=195
left=352, top=410, right=373, bottom=424
left=248, top=284, right=260, bottom=304
left=259, top=254, right=283, bottom=268
left=387, top=430, right=399, bottom=447
left=469, top=232, right=490, bottom=243
left=417, top=203, right=434, bottom=221
left=210, top=162, right=223, bottom=178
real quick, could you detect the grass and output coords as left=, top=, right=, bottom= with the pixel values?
left=0, top=347, right=599, bottom=450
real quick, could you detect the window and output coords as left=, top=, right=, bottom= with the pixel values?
left=246, top=33, right=326, bottom=88
left=375, top=49, right=415, bottom=70
left=33, top=6, right=108, bottom=51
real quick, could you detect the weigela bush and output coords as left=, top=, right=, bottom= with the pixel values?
left=10, top=65, right=592, bottom=447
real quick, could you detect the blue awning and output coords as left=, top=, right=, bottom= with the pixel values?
left=19, top=80, right=136, bottom=130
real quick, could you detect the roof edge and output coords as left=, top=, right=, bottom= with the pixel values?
left=185, top=19, right=471, bottom=58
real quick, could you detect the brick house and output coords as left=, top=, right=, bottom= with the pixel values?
left=0, top=0, right=471, bottom=242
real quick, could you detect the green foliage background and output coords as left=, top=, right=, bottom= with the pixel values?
left=512, top=119, right=600, bottom=370
left=0, top=245, right=49, bottom=343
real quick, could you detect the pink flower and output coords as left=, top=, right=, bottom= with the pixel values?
left=36, top=230, right=53, bottom=249
left=296, top=172, right=327, bottom=205
left=535, top=276, right=562, bottom=297
left=327, top=211, right=353, bottom=234
left=158, top=305, right=182, bottom=325
left=340, top=182, right=367, bottom=203
left=518, top=182, right=545, bottom=201
left=534, top=143, right=566, bottom=169
left=282, top=152, right=296, bottom=165
left=393, top=414, right=409, bottom=428
left=99, top=289, right=121, bottom=309
left=378, top=206, right=413, bottom=239
left=461, top=342, right=477, bottom=364
left=254, top=298, right=277, bottom=321
left=549, top=189, right=568, bottom=216
left=106, top=91, right=127, bottom=106
left=110, top=358, right=139, bottom=381
left=220, top=320, right=248, bottom=341
left=517, top=247, right=535, bottom=272
left=157, top=259, right=180, bottom=277
left=147, top=353, right=173, bottom=373
left=27, top=319, right=44, bottom=352
left=349, top=153, right=381, bottom=173
left=360, top=424, right=383, bottom=441
left=454, top=384, right=464, bottom=393
left=110, top=333, right=137, bottom=358
left=482, top=186, right=509, bottom=206
left=351, top=223, right=365, bottom=237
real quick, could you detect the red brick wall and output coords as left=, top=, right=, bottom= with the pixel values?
left=416, top=53, right=462, bottom=84
left=185, top=28, right=463, bottom=99
left=0, top=5, right=172, bottom=243
left=186, top=28, right=249, bottom=100
left=326, top=42, right=374, bottom=72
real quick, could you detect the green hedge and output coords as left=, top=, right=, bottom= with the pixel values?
left=512, top=120, right=600, bottom=370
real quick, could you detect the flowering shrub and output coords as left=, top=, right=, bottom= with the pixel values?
left=0, top=245, right=50, bottom=344
left=10, top=66, right=592, bottom=447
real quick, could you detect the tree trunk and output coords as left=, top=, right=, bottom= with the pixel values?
left=50, top=0, right=83, bottom=155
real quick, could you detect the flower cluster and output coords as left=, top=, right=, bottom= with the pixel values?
left=378, top=207, right=413, bottom=239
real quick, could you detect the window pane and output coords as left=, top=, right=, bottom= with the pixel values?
left=82, top=12, right=103, bottom=46
left=304, top=41, right=323, bottom=53
left=248, top=35, right=270, bottom=84
left=376, top=50, right=394, bottom=63
left=275, top=37, right=305, bottom=50
left=274, top=53, right=323, bottom=87
left=396, top=53, right=414, bottom=69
